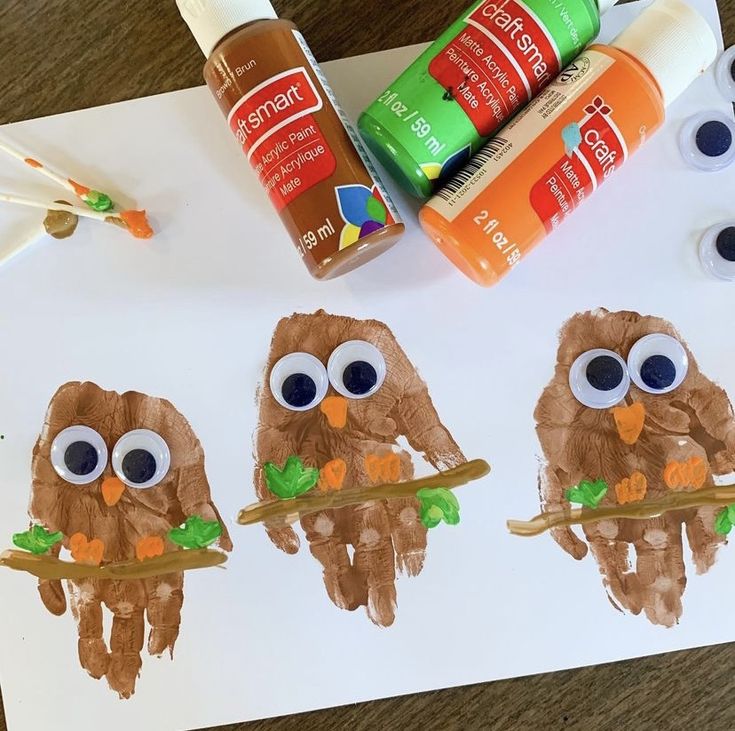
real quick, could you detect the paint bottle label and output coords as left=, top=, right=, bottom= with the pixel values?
left=428, top=0, right=562, bottom=133
left=424, top=48, right=663, bottom=275
left=229, top=67, right=336, bottom=211
left=206, top=24, right=402, bottom=274
left=360, top=0, right=600, bottom=195
left=227, top=31, right=399, bottom=222
left=529, top=94, right=628, bottom=231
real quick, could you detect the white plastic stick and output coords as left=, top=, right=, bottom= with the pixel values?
left=0, top=192, right=152, bottom=240
left=0, top=139, right=75, bottom=194
left=0, top=138, right=113, bottom=209
left=0, top=192, right=109, bottom=223
left=0, top=226, right=45, bottom=268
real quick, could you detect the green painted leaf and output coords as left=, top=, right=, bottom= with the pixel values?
left=12, top=524, right=63, bottom=554
left=264, top=456, right=319, bottom=500
left=417, top=487, right=460, bottom=529
left=726, top=504, right=735, bottom=524
left=715, top=508, right=733, bottom=536
left=168, top=516, right=222, bottom=549
left=421, top=504, right=445, bottom=529
left=85, top=190, right=114, bottom=212
left=366, top=196, right=387, bottom=224
left=565, top=479, right=608, bottom=509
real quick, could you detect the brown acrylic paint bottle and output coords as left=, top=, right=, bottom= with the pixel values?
left=178, top=0, right=405, bottom=280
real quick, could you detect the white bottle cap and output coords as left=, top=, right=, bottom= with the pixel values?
left=596, top=0, right=618, bottom=17
left=177, top=0, right=278, bottom=57
left=611, top=0, right=717, bottom=107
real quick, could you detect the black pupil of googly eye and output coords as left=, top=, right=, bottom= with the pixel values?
left=281, top=373, right=317, bottom=408
left=64, top=441, right=99, bottom=476
left=342, top=360, right=378, bottom=395
left=695, top=120, right=732, bottom=157
left=121, top=449, right=157, bottom=484
left=716, top=226, right=735, bottom=262
left=731, top=59, right=735, bottom=82
left=585, top=355, right=624, bottom=391
left=640, top=355, right=677, bottom=390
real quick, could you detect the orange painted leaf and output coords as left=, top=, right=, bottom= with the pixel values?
left=385, top=453, right=401, bottom=482
left=135, top=535, right=165, bottom=561
left=70, top=533, right=104, bottom=565
left=365, top=454, right=382, bottom=482
left=615, top=471, right=648, bottom=505
left=687, top=457, right=707, bottom=489
left=664, top=457, right=708, bottom=490
left=320, top=458, right=347, bottom=491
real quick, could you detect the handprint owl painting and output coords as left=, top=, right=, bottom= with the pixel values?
left=530, top=309, right=735, bottom=626
left=10, top=382, right=231, bottom=698
left=251, top=310, right=469, bottom=627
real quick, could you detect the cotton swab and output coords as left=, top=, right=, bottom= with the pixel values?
left=0, top=138, right=114, bottom=211
left=0, top=192, right=153, bottom=239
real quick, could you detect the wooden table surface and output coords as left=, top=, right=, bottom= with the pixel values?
left=1, top=1, right=734, bottom=729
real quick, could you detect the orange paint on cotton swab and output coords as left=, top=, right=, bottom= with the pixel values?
left=0, top=192, right=153, bottom=239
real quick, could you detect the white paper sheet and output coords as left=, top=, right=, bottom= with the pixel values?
left=0, top=0, right=733, bottom=728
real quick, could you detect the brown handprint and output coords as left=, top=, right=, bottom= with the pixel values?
left=253, top=310, right=467, bottom=627
left=533, top=309, right=735, bottom=626
left=25, top=382, right=231, bottom=697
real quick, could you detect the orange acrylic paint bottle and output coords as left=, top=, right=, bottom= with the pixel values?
left=420, top=0, right=717, bottom=287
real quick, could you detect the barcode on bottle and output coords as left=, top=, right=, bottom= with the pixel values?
left=435, top=136, right=509, bottom=202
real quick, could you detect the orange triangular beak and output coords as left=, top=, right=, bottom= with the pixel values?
left=320, top=395, right=348, bottom=429
left=612, top=402, right=646, bottom=445
left=101, top=476, right=125, bottom=506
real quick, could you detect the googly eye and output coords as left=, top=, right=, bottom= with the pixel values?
left=269, top=352, right=329, bottom=411
left=700, top=221, right=735, bottom=281
left=679, top=111, right=735, bottom=172
left=715, top=46, right=735, bottom=102
left=327, top=340, right=387, bottom=399
left=111, top=430, right=170, bottom=489
left=627, top=334, right=689, bottom=395
left=569, top=349, right=630, bottom=409
left=50, top=425, right=109, bottom=485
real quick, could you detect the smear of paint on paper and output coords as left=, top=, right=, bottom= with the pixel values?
left=253, top=310, right=468, bottom=627
left=44, top=200, right=78, bottom=239
left=534, top=308, right=735, bottom=627
left=22, top=381, right=231, bottom=698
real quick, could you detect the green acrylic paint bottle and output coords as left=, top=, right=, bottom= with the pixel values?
left=359, top=0, right=616, bottom=198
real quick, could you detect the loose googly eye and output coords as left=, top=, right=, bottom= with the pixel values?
left=679, top=111, right=735, bottom=172
left=50, top=425, right=108, bottom=485
left=627, top=334, right=689, bottom=395
left=269, top=352, right=329, bottom=411
left=700, top=221, right=735, bottom=281
left=715, top=46, right=735, bottom=102
left=112, top=430, right=170, bottom=488
left=569, top=349, right=630, bottom=409
left=327, top=340, right=386, bottom=399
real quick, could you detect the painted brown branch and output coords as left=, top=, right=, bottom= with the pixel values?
left=0, top=547, right=227, bottom=581
left=507, top=483, right=735, bottom=537
left=237, top=458, right=491, bottom=526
